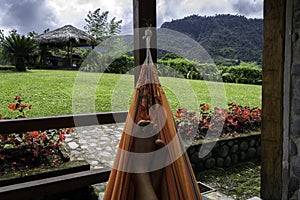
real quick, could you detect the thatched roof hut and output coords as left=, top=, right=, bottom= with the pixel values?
left=35, top=25, right=96, bottom=68
left=35, top=24, right=96, bottom=46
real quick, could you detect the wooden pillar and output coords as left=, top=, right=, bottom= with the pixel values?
left=261, top=0, right=286, bottom=199
left=133, top=0, right=157, bottom=86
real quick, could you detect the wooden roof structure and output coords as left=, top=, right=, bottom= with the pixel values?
left=35, top=25, right=96, bottom=47
left=35, top=25, right=96, bottom=68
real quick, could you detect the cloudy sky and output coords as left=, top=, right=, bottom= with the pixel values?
left=0, top=0, right=263, bottom=36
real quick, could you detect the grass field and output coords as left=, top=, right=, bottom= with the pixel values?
left=198, top=161, right=261, bottom=199
left=0, top=70, right=262, bottom=118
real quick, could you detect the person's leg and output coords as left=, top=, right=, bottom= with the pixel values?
left=131, top=120, right=163, bottom=200
left=150, top=139, right=165, bottom=198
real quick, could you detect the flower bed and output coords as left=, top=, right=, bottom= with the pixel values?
left=174, top=103, right=262, bottom=170
left=0, top=95, right=75, bottom=178
left=175, top=103, right=261, bottom=140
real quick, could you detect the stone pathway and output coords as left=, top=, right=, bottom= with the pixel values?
left=64, top=123, right=124, bottom=200
left=65, top=123, right=124, bottom=169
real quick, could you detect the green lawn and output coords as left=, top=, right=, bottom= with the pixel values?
left=0, top=70, right=262, bottom=118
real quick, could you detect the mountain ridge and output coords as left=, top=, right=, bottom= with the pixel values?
left=160, top=14, right=263, bottom=65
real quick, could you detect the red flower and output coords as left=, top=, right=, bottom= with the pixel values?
left=203, top=104, right=210, bottom=111
left=66, top=128, right=74, bottom=134
left=20, top=103, right=26, bottom=109
left=14, top=94, right=20, bottom=100
left=232, top=121, right=238, bottom=126
left=30, top=131, right=39, bottom=138
left=8, top=104, right=17, bottom=110
left=0, top=134, right=5, bottom=141
left=0, top=114, right=2, bottom=120
left=59, top=133, right=66, bottom=142
left=39, top=133, right=46, bottom=140
left=175, top=113, right=180, bottom=118
left=33, top=150, right=39, bottom=157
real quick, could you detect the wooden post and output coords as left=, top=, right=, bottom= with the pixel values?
left=133, top=0, right=157, bottom=86
left=261, top=0, right=286, bottom=199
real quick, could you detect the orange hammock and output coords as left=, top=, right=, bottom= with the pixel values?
left=103, top=28, right=202, bottom=200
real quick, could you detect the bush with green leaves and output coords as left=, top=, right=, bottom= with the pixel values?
left=1, top=33, right=39, bottom=71
left=219, top=65, right=262, bottom=85
left=157, top=58, right=220, bottom=81
left=105, top=54, right=134, bottom=74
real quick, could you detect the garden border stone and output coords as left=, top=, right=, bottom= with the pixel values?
left=186, top=132, right=261, bottom=173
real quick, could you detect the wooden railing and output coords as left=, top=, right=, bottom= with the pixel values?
left=0, top=111, right=128, bottom=134
left=0, top=111, right=128, bottom=200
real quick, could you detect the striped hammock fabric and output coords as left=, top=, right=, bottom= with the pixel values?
left=103, top=33, right=202, bottom=199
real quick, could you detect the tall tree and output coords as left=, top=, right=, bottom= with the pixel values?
left=84, top=8, right=122, bottom=42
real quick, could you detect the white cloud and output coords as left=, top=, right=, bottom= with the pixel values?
left=157, top=0, right=263, bottom=25
left=0, top=0, right=263, bottom=35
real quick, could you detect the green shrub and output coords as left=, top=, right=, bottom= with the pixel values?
left=0, top=65, right=15, bottom=70
left=106, top=54, right=134, bottom=74
left=157, top=58, right=220, bottom=81
left=219, top=65, right=262, bottom=85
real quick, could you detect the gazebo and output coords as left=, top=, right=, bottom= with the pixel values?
left=35, top=24, right=96, bottom=68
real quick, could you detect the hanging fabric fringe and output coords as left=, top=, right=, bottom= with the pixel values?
left=103, top=27, right=202, bottom=200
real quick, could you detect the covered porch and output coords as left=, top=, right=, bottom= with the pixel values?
left=0, top=0, right=296, bottom=199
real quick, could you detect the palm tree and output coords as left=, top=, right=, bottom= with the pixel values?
left=1, top=34, right=39, bottom=71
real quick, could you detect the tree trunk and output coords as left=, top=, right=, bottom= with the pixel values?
left=15, top=56, right=26, bottom=72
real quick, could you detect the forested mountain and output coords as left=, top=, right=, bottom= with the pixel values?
left=161, top=14, right=263, bottom=65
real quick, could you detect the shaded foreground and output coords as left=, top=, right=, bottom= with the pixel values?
left=197, top=161, right=260, bottom=200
